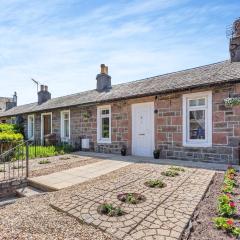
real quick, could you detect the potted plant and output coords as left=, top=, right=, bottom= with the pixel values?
left=153, top=149, right=160, bottom=159
left=121, top=146, right=127, bottom=156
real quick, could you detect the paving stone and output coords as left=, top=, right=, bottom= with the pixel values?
left=50, top=164, right=215, bottom=240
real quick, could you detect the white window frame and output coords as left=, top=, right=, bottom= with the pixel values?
left=27, top=114, right=35, bottom=140
left=61, top=110, right=70, bottom=141
left=183, top=91, right=212, bottom=147
left=41, top=112, right=52, bottom=143
left=97, top=105, right=111, bottom=144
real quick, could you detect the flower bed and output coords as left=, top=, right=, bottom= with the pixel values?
left=117, top=193, right=146, bottom=204
left=213, top=167, right=240, bottom=238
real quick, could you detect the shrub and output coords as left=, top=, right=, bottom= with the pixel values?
left=145, top=179, right=166, bottom=188
left=169, top=166, right=185, bottom=172
left=161, top=170, right=179, bottom=177
left=117, top=193, right=145, bottom=204
left=0, top=123, right=18, bottom=133
left=98, top=203, right=123, bottom=216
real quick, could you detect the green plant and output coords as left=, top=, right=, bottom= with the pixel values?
left=224, top=97, right=240, bottom=107
left=38, top=159, right=51, bottom=164
left=218, top=194, right=231, bottom=205
left=118, top=193, right=144, bottom=204
left=222, top=184, right=234, bottom=194
left=98, top=203, right=123, bottom=216
left=224, top=178, right=237, bottom=188
left=169, top=166, right=185, bottom=172
left=218, top=200, right=236, bottom=217
left=145, top=179, right=166, bottom=188
left=226, top=167, right=237, bottom=176
left=214, top=217, right=240, bottom=237
left=161, top=170, right=179, bottom=177
left=0, top=123, right=23, bottom=142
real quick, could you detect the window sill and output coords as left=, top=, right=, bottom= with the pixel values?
left=97, top=139, right=111, bottom=144
left=183, top=142, right=212, bottom=148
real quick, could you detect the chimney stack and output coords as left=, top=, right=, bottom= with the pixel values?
left=6, top=92, right=17, bottom=110
left=96, top=64, right=111, bottom=91
left=38, top=85, right=51, bottom=104
left=230, top=18, right=240, bottom=62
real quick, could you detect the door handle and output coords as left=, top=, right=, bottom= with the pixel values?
left=139, top=133, right=145, bottom=136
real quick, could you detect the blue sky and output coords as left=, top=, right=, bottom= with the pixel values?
left=0, top=0, right=239, bottom=105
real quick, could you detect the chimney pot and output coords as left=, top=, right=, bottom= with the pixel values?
left=100, top=64, right=106, bottom=74
left=38, top=85, right=51, bottom=104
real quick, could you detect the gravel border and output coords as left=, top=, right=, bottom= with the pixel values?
left=0, top=153, right=100, bottom=179
left=181, top=172, right=235, bottom=240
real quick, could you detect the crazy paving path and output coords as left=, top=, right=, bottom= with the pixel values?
left=50, top=164, right=215, bottom=240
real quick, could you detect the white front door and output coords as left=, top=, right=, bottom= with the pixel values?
left=132, top=102, right=154, bottom=157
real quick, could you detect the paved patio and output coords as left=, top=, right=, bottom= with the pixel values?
left=29, top=159, right=132, bottom=190
left=50, top=164, right=215, bottom=240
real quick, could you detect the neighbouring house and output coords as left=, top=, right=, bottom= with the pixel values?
left=1, top=19, right=240, bottom=164
left=0, top=92, right=17, bottom=115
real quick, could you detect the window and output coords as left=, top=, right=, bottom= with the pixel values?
left=11, top=117, right=16, bottom=124
left=183, top=91, right=212, bottom=147
left=61, top=110, right=70, bottom=141
left=28, top=115, right=35, bottom=140
left=97, top=105, right=111, bottom=143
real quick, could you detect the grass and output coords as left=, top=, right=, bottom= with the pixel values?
left=14, top=144, right=73, bottom=160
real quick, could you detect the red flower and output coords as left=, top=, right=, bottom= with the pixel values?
left=229, top=202, right=236, bottom=208
left=226, top=219, right=234, bottom=225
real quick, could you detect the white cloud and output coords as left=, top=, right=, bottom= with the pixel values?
left=0, top=0, right=239, bottom=104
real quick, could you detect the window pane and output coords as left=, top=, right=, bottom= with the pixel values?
left=189, top=110, right=205, bottom=140
left=64, top=119, right=69, bottom=137
left=101, top=109, right=109, bottom=115
left=101, top=117, right=109, bottom=138
left=64, top=113, right=69, bottom=120
left=189, top=99, right=197, bottom=107
left=197, top=98, right=205, bottom=106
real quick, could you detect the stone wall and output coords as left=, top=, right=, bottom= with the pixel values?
left=155, top=83, right=240, bottom=164
left=2, top=83, right=240, bottom=164
left=0, top=178, right=28, bottom=198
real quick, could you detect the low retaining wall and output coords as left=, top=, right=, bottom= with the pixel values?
left=0, top=178, right=28, bottom=198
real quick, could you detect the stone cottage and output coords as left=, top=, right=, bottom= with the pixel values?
left=1, top=19, right=240, bottom=164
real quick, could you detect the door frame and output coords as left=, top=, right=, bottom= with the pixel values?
left=131, top=102, right=155, bottom=157
left=41, top=112, right=52, bottom=144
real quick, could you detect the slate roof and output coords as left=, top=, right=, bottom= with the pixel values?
left=1, top=60, right=240, bottom=117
